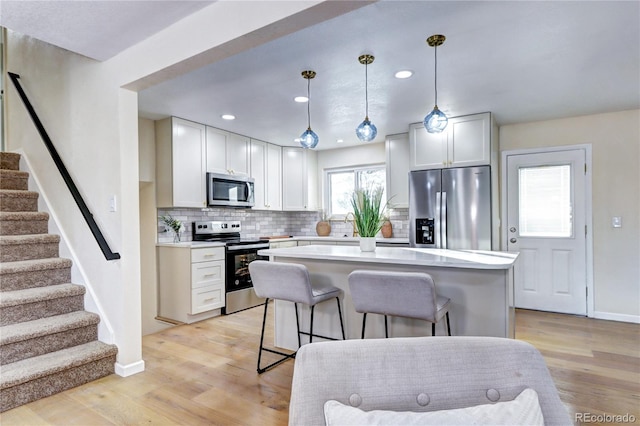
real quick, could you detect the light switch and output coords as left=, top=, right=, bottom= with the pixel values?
left=109, top=195, right=117, bottom=212
left=612, top=216, right=622, bottom=228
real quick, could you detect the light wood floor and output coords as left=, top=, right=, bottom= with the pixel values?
left=2, top=307, right=639, bottom=425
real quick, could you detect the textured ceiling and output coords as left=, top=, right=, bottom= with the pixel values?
left=0, top=0, right=213, bottom=61
left=2, top=1, right=639, bottom=150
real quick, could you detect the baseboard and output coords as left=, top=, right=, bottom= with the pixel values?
left=592, top=311, right=640, bottom=324
left=115, top=360, right=146, bottom=377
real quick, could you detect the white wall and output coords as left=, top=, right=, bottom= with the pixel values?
left=4, top=1, right=367, bottom=374
left=500, top=110, right=640, bottom=320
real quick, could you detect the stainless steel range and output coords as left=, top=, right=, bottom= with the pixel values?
left=192, top=221, right=269, bottom=314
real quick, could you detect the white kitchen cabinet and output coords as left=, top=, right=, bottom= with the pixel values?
left=269, top=240, right=297, bottom=248
left=157, top=245, right=225, bottom=324
left=282, top=147, right=318, bottom=211
left=206, top=126, right=251, bottom=176
left=250, top=139, right=282, bottom=210
left=410, top=112, right=494, bottom=170
left=155, top=117, right=207, bottom=208
left=385, top=132, right=410, bottom=208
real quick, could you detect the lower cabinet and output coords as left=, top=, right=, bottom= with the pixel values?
left=157, top=245, right=225, bottom=324
left=269, top=240, right=298, bottom=249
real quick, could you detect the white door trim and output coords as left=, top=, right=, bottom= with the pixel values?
left=501, top=144, right=593, bottom=317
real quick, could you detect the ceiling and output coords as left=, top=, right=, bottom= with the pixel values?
left=2, top=1, right=639, bottom=150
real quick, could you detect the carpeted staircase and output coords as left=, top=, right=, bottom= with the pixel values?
left=0, top=152, right=118, bottom=412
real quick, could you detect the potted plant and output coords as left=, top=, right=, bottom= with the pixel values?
left=160, top=214, right=184, bottom=243
left=350, top=186, right=387, bottom=252
left=316, top=210, right=331, bottom=236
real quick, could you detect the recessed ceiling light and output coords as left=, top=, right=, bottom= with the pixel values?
left=336, top=139, right=344, bottom=144
left=294, top=96, right=309, bottom=103
left=294, top=138, right=301, bottom=143
left=394, top=70, right=413, bottom=79
left=221, top=114, right=236, bottom=120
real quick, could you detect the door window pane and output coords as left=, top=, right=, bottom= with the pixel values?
left=519, top=165, right=572, bottom=237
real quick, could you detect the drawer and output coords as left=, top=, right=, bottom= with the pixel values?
left=191, top=284, right=224, bottom=314
left=191, top=247, right=225, bottom=263
left=191, top=260, right=224, bottom=289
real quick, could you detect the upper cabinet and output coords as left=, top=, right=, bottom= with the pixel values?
left=250, top=139, right=282, bottom=210
left=385, top=133, right=410, bottom=208
left=206, top=126, right=251, bottom=176
left=282, top=147, right=318, bottom=211
left=410, top=112, right=495, bottom=170
left=156, top=117, right=207, bottom=208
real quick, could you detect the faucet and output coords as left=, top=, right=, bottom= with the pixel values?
left=344, top=212, right=359, bottom=237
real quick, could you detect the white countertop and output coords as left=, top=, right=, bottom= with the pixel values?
left=156, top=241, right=225, bottom=248
left=258, top=245, right=518, bottom=270
left=268, top=236, right=409, bottom=244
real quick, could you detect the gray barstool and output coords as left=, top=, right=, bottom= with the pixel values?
left=348, top=270, right=451, bottom=338
left=249, top=260, right=346, bottom=374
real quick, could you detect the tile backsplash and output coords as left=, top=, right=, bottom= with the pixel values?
left=157, top=207, right=409, bottom=242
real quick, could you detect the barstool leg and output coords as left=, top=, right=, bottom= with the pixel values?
left=361, top=313, right=367, bottom=339
left=256, top=298, right=270, bottom=373
left=294, top=302, right=302, bottom=348
left=336, top=297, right=346, bottom=340
left=446, top=312, right=452, bottom=336
left=384, top=315, right=389, bottom=338
left=309, top=305, right=315, bottom=344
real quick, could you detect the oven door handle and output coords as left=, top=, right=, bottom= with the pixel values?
left=226, top=243, right=270, bottom=251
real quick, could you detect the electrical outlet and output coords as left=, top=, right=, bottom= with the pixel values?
left=612, top=216, right=622, bottom=228
left=109, top=195, right=117, bottom=212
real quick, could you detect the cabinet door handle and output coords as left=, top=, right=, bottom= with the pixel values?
left=203, top=273, right=215, bottom=277
left=203, top=298, right=215, bottom=303
left=203, top=253, right=216, bottom=257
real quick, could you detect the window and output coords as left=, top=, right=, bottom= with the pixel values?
left=325, top=165, right=386, bottom=217
left=518, top=164, right=572, bottom=237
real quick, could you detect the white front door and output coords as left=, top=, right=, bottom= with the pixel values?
left=506, top=149, right=587, bottom=315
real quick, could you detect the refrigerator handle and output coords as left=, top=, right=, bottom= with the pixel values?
left=435, top=192, right=442, bottom=248
left=442, top=191, right=447, bottom=249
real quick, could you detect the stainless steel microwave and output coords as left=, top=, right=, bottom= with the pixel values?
left=207, top=173, right=255, bottom=208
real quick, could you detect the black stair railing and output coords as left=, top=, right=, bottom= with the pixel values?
left=8, top=72, right=121, bottom=261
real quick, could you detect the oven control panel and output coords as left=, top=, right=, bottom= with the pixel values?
left=194, top=220, right=241, bottom=235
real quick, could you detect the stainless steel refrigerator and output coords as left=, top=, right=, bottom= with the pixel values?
left=409, top=166, right=492, bottom=250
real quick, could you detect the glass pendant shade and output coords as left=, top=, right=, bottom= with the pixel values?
left=300, top=70, right=318, bottom=149
left=424, top=106, right=448, bottom=133
left=356, top=54, right=376, bottom=142
left=356, top=118, right=377, bottom=141
left=300, top=128, right=319, bottom=149
left=423, top=35, right=448, bottom=134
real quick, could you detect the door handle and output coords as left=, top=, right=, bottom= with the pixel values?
left=510, top=238, right=517, bottom=243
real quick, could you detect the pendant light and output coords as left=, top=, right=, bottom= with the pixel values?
left=355, top=54, right=377, bottom=142
left=300, top=70, right=319, bottom=149
left=423, top=34, right=448, bottom=133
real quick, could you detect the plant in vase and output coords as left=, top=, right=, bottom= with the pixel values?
left=350, top=186, right=387, bottom=252
left=316, top=209, right=332, bottom=236
left=160, top=214, right=184, bottom=243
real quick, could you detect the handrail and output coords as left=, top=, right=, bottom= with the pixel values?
left=8, top=72, right=120, bottom=261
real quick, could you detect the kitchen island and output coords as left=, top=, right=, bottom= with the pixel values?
left=258, top=245, right=518, bottom=350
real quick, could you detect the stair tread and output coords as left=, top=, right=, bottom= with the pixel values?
left=0, top=311, right=99, bottom=345
left=0, top=234, right=60, bottom=245
left=0, top=169, right=28, bottom=177
left=0, top=257, right=72, bottom=274
left=0, top=211, right=49, bottom=220
left=0, top=340, right=118, bottom=389
left=0, top=189, right=39, bottom=198
left=0, top=283, right=84, bottom=307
